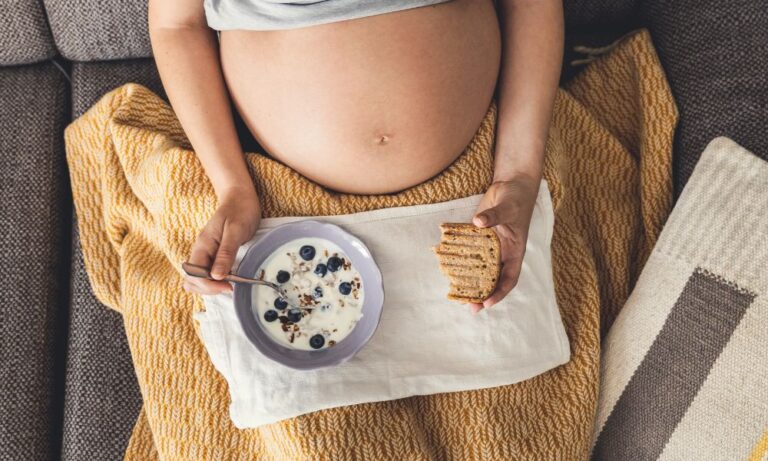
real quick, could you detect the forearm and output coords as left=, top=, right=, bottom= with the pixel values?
left=149, top=25, right=255, bottom=199
left=493, top=0, right=563, bottom=182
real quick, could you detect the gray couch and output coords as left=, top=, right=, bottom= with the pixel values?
left=1, top=2, right=161, bottom=460
left=1, top=0, right=764, bottom=459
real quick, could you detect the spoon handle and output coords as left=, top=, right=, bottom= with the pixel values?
left=181, top=262, right=214, bottom=279
left=182, top=262, right=269, bottom=286
left=181, top=261, right=291, bottom=296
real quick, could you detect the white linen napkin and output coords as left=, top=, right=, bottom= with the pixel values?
left=194, top=180, right=570, bottom=428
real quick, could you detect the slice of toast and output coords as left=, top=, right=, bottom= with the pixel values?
left=432, top=223, right=501, bottom=303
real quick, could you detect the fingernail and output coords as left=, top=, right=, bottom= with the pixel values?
left=474, top=214, right=487, bottom=226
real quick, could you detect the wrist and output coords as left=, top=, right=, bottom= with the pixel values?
left=216, top=181, right=259, bottom=204
left=492, top=160, right=543, bottom=184
left=493, top=169, right=543, bottom=185
left=210, top=165, right=255, bottom=198
left=492, top=145, right=545, bottom=183
left=204, top=156, right=257, bottom=201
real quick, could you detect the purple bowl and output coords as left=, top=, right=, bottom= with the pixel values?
left=233, top=220, right=384, bottom=370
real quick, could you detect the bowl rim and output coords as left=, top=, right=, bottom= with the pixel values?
left=232, top=219, right=385, bottom=371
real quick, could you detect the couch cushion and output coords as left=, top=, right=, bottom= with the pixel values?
left=640, top=0, right=768, bottom=195
left=61, top=231, right=144, bottom=461
left=0, top=0, right=57, bottom=65
left=0, top=62, right=70, bottom=461
left=563, top=0, right=639, bottom=29
left=70, top=59, right=164, bottom=116
left=61, top=59, right=163, bottom=461
left=43, top=0, right=151, bottom=61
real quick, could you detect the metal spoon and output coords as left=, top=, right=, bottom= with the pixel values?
left=181, top=261, right=292, bottom=301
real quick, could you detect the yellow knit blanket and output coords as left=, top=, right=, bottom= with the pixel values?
left=65, top=30, right=676, bottom=460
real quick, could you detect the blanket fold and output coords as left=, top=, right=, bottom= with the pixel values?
left=65, top=29, right=676, bottom=460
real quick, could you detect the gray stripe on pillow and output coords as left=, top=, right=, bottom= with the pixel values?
left=591, top=268, right=755, bottom=461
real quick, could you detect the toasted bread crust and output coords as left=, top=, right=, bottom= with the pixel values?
left=432, top=223, right=501, bottom=303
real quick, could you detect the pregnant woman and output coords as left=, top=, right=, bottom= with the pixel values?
left=149, top=0, right=563, bottom=312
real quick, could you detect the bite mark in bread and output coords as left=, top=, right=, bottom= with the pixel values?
left=432, top=223, right=501, bottom=303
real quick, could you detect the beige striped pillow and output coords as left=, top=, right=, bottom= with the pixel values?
left=591, top=138, right=768, bottom=461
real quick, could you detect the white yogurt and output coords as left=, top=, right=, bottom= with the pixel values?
left=252, top=237, right=364, bottom=350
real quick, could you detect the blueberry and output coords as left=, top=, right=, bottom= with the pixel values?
left=287, top=309, right=302, bottom=323
left=313, top=286, right=323, bottom=298
left=327, top=256, right=342, bottom=272
left=299, top=245, right=316, bottom=261
left=263, top=310, right=278, bottom=322
left=276, top=270, right=290, bottom=283
left=309, top=334, right=325, bottom=349
left=338, top=282, right=352, bottom=295
left=273, top=297, right=288, bottom=310
left=314, top=263, right=328, bottom=277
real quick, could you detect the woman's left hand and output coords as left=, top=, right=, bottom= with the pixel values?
left=470, top=174, right=540, bottom=313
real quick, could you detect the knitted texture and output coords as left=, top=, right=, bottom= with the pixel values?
left=64, top=30, right=676, bottom=460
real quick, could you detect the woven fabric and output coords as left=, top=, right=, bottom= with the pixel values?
left=592, top=138, right=768, bottom=460
left=563, top=0, right=639, bottom=29
left=64, top=30, right=676, bottom=460
left=0, top=0, right=56, bottom=65
left=42, top=0, right=151, bottom=61
left=0, top=62, right=69, bottom=461
left=640, top=0, right=768, bottom=196
left=61, top=59, right=165, bottom=461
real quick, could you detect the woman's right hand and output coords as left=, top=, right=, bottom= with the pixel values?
left=183, top=186, right=261, bottom=295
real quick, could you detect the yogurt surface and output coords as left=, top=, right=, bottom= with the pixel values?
left=252, top=237, right=364, bottom=350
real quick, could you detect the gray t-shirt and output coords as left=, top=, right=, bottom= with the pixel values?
left=204, top=0, right=455, bottom=31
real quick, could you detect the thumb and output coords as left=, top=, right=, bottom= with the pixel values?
left=210, top=222, right=241, bottom=280
left=473, top=206, right=500, bottom=228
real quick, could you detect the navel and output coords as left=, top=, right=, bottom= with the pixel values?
left=375, top=133, right=393, bottom=146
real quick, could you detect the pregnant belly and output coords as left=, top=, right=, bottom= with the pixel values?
left=219, top=0, right=501, bottom=194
